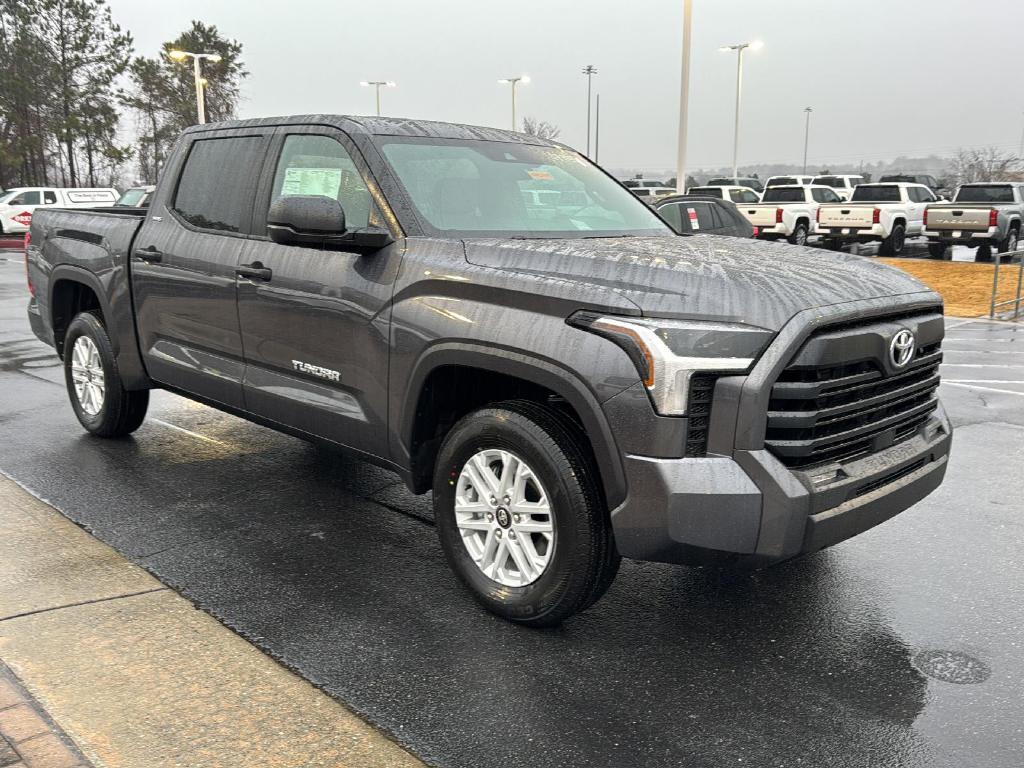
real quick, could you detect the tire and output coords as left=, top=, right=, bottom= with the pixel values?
left=998, top=227, right=1019, bottom=256
left=927, top=242, right=948, bottom=259
left=879, top=224, right=906, bottom=256
left=433, top=399, right=620, bottom=627
left=63, top=311, right=149, bottom=437
left=823, top=238, right=843, bottom=251
left=787, top=223, right=808, bottom=246
left=976, top=245, right=993, bottom=262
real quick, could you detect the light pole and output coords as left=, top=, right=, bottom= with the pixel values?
left=168, top=49, right=222, bottom=125
left=582, top=65, right=597, bottom=157
left=498, top=76, right=529, bottom=131
left=719, top=39, right=763, bottom=180
left=676, top=0, right=693, bottom=193
left=802, top=107, right=813, bottom=175
left=360, top=81, right=396, bottom=117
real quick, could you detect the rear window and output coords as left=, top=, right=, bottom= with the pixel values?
left=955, top=185, right=1015, bottom=204
left=813, top=176, right=845, bottom=188
left=173, top=136, right=264, bottom=232
left=687, top=187, right=723, bottom=199
left=766, top=177, right=798, bottom=187
left=762, top=188, right=805, bottom=203
left=851, top=185, right=900, bottom=203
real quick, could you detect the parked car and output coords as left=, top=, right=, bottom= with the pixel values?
left=115, top=185, right=156, bottom=208
left=651, top=194, right=754, bottom=238
left=816, top=182, right=937, bottom=255
left=706, top=176, right=764, bottom=194
left=687, top=185, right=761, bottom=205
left=811, top=174, right=865, bottom=201
left=629, top=185, right=675, bottom=200
left=923, top=182, right=1024, bottom=260
left=878, top=174, right=947, bottom=198
left=26, top=114, right=952, bottom=626
left=740, top=184, right=843, bottom=245
left=764, top=175, right=814, bottom=189
left=0, top=187, right=118, bottom=234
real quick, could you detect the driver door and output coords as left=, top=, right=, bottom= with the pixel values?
left=235, top=127, right=403, bottom=459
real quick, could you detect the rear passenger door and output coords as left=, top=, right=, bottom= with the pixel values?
left=131, top=129, right=272, bottom=407
left=234, top=127, right=403, bottom=459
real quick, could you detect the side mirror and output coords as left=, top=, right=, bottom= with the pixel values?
left=267, top=195, right=392, bottom=251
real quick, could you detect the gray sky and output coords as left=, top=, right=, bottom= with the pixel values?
left=109, top=0, right=1024, bottom=172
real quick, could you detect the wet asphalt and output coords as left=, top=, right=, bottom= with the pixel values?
left=0, top=254, right=1021, bottom=768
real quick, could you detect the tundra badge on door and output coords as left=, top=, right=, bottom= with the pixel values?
left=292, top=360, right=341, bottom=382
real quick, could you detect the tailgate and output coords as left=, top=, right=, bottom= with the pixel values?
left=926, top=205, right=992, bottom=232
left=817, top=205, right=875, bottom=228
left=740, top=205, right=779, bottom=227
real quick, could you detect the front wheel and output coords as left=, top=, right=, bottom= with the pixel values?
left=433, top=400, right=620, bottom=627
left=63, top=312, right=149, bottom=437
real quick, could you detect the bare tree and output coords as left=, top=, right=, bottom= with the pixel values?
left=949, top=146, right=1024, bottom=185
left=522, top=117, right=561, bottom=141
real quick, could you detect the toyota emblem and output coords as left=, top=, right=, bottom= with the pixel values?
left=890, top=329, right=915, bottom=368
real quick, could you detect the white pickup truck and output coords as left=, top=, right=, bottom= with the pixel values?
left=815, top=182, right=937, bottom=255
left=0, top=187, right=118, bottom=234
left=739, top=184, right=843, bottom=245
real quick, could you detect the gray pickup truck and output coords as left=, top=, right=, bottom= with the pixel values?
left=924, top=182, right=1024, bottom=260
left=25, top=115, right=952, bottom=626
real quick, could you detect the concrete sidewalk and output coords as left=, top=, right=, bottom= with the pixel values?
left=0, top=473, right=423, bottom=768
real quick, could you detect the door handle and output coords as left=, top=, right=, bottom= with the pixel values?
left=236, top=263, right=272, bottom=281
left=135, top=246, right=163, bottom=263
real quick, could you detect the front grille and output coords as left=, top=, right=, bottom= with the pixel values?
left=765, top=326, right=942, bottom=469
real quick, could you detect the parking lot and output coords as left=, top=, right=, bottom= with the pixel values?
left=0, top=254, right=1021, bottom=767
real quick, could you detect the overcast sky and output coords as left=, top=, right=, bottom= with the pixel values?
left=108, top=0, right=1024, bottom=173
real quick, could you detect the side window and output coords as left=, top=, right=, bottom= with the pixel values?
left=811, top=188, right=825, bottom=203
left=741, top=190, right=759, bottom=203
left=270, top=134, right=371, bottom=230
left=12, top=191, right=41, bottom=205
left=42, top=190, right=57, bottom=204
left=695, top=203, right=717, bottom=230
left=823, top=189, right=841, bottom=203
left=659, top=203, right=682, bottom=232
left=173, top=136, right=263, bottom=233
left=729, top=189, right=744, bottom=203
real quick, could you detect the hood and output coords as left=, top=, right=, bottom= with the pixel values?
left=464, top=235, right=937, bottom=331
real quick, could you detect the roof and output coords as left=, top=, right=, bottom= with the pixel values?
left=183, top=114, right=560, bottom=146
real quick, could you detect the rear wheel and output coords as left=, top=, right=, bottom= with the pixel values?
left=433, top=400, right=619, bottom=627
left=822, top=238, right=843, bottom=251
left=63, top=312, right=149, bottom=437
left=927, top=242, right=948, bottom=259
left=787, top=223, right=808, bottom=246
left=998, top=227, right=1019, bottom=257
left=879, top=224, right=906, bottom=256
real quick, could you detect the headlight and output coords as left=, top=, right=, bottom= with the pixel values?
left=568, top=312, right=774, bottom=416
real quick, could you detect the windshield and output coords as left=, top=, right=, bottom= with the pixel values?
left=116, top=188, right=148, bottom=206
left=851, top=185, right=900, bottom=203
left=0, top=190, right=23, bottom=204
left=762, top=188, right=805, bottom=203
left=955, top=185, right=1015, bottom=203
left=378, top=138, right=670, bottom=237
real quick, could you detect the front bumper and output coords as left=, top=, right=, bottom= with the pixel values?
left=610, top=404, right=951, bottom=567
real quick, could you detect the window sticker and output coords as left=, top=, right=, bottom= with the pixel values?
left=282, top=167, right=342, bottom=198
left=527, top=169, right=554, bottom=181
left=687, top=207, right=700, bottom=230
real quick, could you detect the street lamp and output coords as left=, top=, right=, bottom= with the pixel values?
left=582, top=65, right=597, bottom=157
left=719, top=39, right=763, bottom=180
left=498, top=76, right=529, bottom=131
left=169, top=49, right=222, bottom=125
left=802, top=107, right=813, bottom=175
left=360, top=80, right=396, bottom=117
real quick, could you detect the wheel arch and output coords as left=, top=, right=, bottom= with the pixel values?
left=397, top=343, right=627, bottom=508
left=49, top=267, right=111, bottom=359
